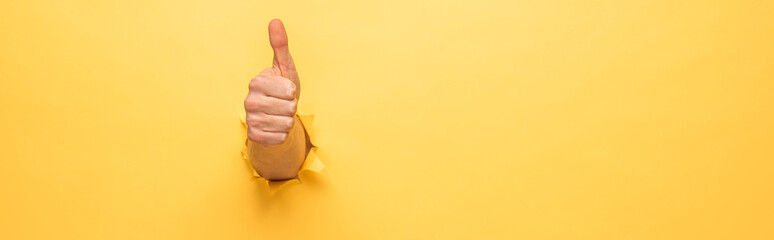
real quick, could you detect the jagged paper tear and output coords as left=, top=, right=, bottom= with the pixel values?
left=240, top=112, right=326, bottom=194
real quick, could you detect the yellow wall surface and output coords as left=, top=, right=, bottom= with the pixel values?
left=1, top=0, right=773, bottom=239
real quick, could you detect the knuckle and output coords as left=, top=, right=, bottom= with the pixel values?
left=248, top=77, right=261, bottom=90
left=285, top=118, right=295, bottom=129
left=250, top=76, right=271, bottom=91
left=243, top=98, right=255, bottom=109
left=288, top=83, right=297, bottom=97
left=273, top=117, right=292, bottom=131
left=245, top=114, right=262, bottom=126
left=288, top=101, right=297, bottom=114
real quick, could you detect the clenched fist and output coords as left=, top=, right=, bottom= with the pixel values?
left=245, top=19, right=309, bottom=180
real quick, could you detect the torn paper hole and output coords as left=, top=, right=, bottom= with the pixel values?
left=240, top=112, right=326, bottom=194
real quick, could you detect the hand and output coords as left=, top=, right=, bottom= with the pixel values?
left=244, top=19, right=301, bottom=146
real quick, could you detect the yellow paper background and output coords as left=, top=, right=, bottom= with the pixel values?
left=1, top=0, right=773, bottom=239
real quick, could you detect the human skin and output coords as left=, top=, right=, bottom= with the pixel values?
left=244, top=19, right=309, bottom=180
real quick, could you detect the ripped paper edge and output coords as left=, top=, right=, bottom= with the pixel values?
left=240, top=112, right=325, bottom=194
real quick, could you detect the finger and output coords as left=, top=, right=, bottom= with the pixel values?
left=247, top=128, right=287, bottom=146
left=248, top=74, right=296, bottom=100
left=268, top=19, right=296, bottom=78
left=246, top=113, right=294, bottom=132
left=244, top=95, right=297, bottom=116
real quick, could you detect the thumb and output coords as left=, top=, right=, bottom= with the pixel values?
left=268, top=19, right=296, bottom=78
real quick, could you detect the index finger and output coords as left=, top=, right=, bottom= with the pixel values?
left=249, top=74, right=296, bottom=100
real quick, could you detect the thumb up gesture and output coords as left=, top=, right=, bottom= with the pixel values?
left=244, top=19, right=301, bottom=146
